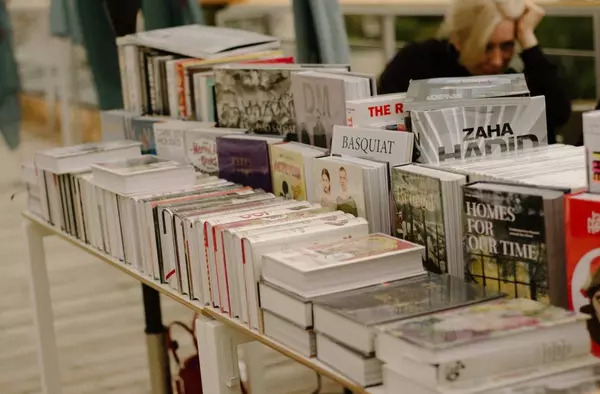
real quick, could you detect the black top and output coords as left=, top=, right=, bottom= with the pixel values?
left=378, top=39, right=571, bottom=144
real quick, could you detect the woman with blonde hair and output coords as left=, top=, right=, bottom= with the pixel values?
left=378, top=0, right=571, bottom=143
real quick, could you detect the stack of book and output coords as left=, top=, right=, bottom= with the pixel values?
left=258, top=233, right=425, bottom=358
left=33, top=141, right=143, bottom=239
left=116, top=25, right=285, bottom=120
left=376, top=298, right=595, bottom=394
left=309, top=273, right=502, bottom=387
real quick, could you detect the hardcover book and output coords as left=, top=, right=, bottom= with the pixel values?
left=129, top=116, right=166, bottom=154
left=216, top=135, right=282, bottom=192
left=314, top=273, right=503, bottom=328
left=392, top=167, right=448, bottom=274
left=565, top=193, right=600, bottom=357
left=269, top=144, right=306, bottom=200
left=411, top=96, right=547, bottom=164
left=383, top=298, right=583, bottom=351
left=462, top=182, right=566, bottom=306
left=346, top=92, right=407, bottom=130
left=312, top=157, right=366, bottom=218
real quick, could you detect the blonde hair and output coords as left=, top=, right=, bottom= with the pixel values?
left=440, top=0, right=525, bottom=66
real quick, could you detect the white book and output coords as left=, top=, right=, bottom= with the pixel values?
left=242, top=215, right=369, bottom=330
left=166, top=59, right=180, bottom=118
left=153, top=120, right=215, bottom=162
left=331, top=125, right=414, bottom=167
left=263, top=233, right=424, bottom=299
left=259, top=280, right=313, bottom=329
left=263, top=310, right=316, bottom=357
left=35, top=140, right=142, bottom=174
left=91, top=155, right=195, bottom=195
left=206, top=200, right=316, bottom=317
left=346, top=92, right=407, bottom=130
left=222, top=209, right=344, bottom=325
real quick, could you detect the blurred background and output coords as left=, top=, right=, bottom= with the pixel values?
left=10, top=0, right=597, bottom=149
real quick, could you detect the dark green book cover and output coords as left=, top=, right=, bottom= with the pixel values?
left=392, top=167, right=447, bottom=274
left=462, top=185, right=548, bottom=303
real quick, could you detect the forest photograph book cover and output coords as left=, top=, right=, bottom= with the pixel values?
left=463, top=187, right=548, bottom=302
left=392, top=168, right=447, bottom=274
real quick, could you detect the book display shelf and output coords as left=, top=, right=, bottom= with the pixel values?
left=22, top=211, right=385, bottom=394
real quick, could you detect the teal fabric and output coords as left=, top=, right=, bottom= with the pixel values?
left=0, top=0, right=21, bottom=150
left=292, top=0, right=350, bottom=65
left=49, top=0, right=205, bottom=110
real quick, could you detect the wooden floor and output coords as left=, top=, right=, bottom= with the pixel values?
left=0, top=132, right=344, bottom=394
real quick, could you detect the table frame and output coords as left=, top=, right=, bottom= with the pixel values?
left=22, top=211, right=382, bottom=394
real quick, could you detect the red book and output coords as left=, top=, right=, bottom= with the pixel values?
left=565, top=192, right=600, bottom=356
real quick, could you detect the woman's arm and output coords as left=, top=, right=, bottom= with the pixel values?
left=520, top=46, right=572, bottom=130
left=518, top=0, right=572, bottom=139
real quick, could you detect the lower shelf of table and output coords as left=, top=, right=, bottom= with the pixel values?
left=23, top=211, right=385, bottom=394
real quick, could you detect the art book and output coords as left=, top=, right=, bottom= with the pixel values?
left=462, top=183, right=566, bottom=304
left=385, top=298, right=582, bottom=351
left=276, top=233, right=418, bottom=272
left=392, top=167, right=448, bottom=274
left=565, top=193, right=600, bottom=357
left=312, top=157, right=366, bottom=218
left=216, top=135, right=281, bottom=192
left=410, top=96, right=547, bottom=164
left=269, top=144, right=307, bottom=200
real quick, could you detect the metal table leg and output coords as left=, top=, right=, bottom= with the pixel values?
left=142, top=284, right=172, bottom=394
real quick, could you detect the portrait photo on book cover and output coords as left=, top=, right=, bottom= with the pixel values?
left=571, top=249, right=600, bottom=355
left=315, top=163, right=365, bottom=219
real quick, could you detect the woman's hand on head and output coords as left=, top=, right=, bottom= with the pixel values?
left=517, top=0, right=544, bottom=49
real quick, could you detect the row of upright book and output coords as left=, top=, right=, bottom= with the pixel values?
left=25, top=138, right=600, bottom=394
left=23, top=23, right=600, bottom=393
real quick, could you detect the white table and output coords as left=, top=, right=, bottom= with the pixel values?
left=22, top=211, right=386, bottom=394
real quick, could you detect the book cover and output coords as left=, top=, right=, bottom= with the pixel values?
left=274, top=233, right=420, bottom=272
left=39, top=141, right=141, bottom=159
left=411, top=96, right=547, bottom=164
left=384, top=298, right=583, bottom=351
left=346, top=93, right=407, bottom=130
left=216, top=137, right=273, bottom=192
left=565, top=194, right=600, bottom=357
left=392, top=168, right=447, bottom=274
left=313, top=158, right=366, bottom=218
left=406, top=74, right=530, bottom=102
left=314, top=273, right=503, bottom=327
left=269, top=144, right=307, bottom=200
left=214, top=68, right=297, bottom=135
left=463, top=185, right=550, bottom=302
left=291, top=72, right=346, bottom=149
left=129, top=116, right=163, bottom=154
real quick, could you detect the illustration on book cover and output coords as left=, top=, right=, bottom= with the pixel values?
left=214, top=69, right=296, bottom=136
left=392, top=168, right=447, bottom=274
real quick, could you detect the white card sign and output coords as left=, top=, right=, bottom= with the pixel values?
left=330, top=125, right=414, bottom=166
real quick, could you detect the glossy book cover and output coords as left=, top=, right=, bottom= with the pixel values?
left=392, top=167, right=447, bottom=274
left=383, top=298, right=585, bottom=351
left=216, top=137, right=273, bottom=192
left=313, top=273, right=503, bottom=326
left=275, top=233, right=421, bottom=272
left=269, top=144, right=307, bottom=200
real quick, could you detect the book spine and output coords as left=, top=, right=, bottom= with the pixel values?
left=124, top=45, right=143, bottom=114
left=177, top=63, right=187, bottom=119
left=117, top=45, right=130, bottom=110
left=147, top=57, right=157, bottom=115
left=138, top=49, right=149, bottom=114
left=434, top=326, right=590, bottom=385
left=166, top=61, right=179, bottom=118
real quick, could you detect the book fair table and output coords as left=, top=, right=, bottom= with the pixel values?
left=22, top=211, right=386, bottom=394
